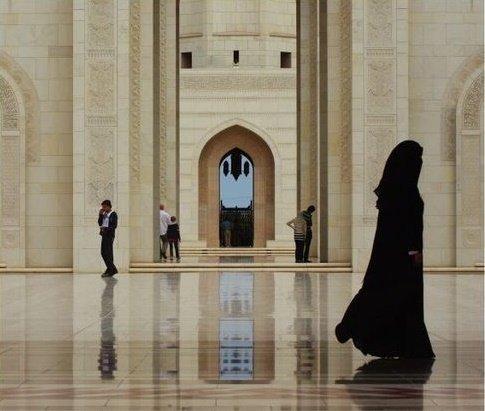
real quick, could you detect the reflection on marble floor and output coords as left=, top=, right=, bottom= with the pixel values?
left=0, top=272, right=483, bottom=409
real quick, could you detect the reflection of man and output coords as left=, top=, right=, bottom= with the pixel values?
left=159, top=204, right=171, bottom=260
left=98, top=277, right=117, bottom=380
left=221, top=219, right=232, bottom=247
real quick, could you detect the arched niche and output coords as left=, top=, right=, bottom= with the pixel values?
left=199, top=125, right=275, bottom=247
left=0, top=70, right=26, bottom=266
left=455, top=69, right=484, bottom=266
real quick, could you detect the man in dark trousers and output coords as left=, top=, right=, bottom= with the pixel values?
left=301, top=205, right=316, bottom=263
left=98, top=199, right=118, bottom=277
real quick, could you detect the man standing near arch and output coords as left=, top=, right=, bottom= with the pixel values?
left=159, top=204, right=171, bottom=261
left=302, top=205, right=316, bottom=263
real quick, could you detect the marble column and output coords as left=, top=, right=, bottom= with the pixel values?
left=73, top=0, right=130, bottom=272
left=351, top=0, right=409, bottom=271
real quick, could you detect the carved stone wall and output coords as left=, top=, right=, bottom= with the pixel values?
left=351, top=0, right=408, bottom=271
left=456, top=70, right=484, bottom=266
left=0, top=71, right=25, bottom=266
left=85, top=0, right=116, bottom=216
left=0, top=64, right=32, bottom=266
left=297, top=0, right=319, bottom=257
left=440, top=54, right=483, bottom=161
left=74, top=0, right=131, bottom=271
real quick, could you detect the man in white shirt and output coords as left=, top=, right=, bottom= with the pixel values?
left=159, top=204, right=171, bottom=260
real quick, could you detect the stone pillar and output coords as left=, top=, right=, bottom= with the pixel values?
left=351, top=0, right=409, bottom=271
left=297, top=0, right=320, bottom=259
left=73, top=0, right=130, bottom=272
left=153, top=0, right=178, bottom=258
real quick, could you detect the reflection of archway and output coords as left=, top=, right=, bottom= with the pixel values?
left=199, top=125, right=275, bottom=247
left=456, top=69, right=484, bottom=265
left=198, top=272, right=275, bottom=382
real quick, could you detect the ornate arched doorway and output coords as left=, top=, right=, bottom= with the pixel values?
left=199, top=125, right=275, bottom=247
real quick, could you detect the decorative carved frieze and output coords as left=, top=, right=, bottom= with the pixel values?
left=440, top=54, right=483, bottom=161
left=86, top=61, right=115, bottom=115
left=366, top=59, right=395, bottom=114
left=180, top=74, right=296, bottom=91
left=85, top=0, right=116, bottom=214
left=0, top=76, right=19, bottom=131
left=365, top=115, right=396, bottom=126
left=86, top=128, right=115, bottom=207
left=158, top=1, right=167, bottom=200
left=1, top=135, right=20, bottom=226
left=364, top=128, right=395, bottom=217
left=365, top=0, right=394, bottom=47
left=0, top=51, right=40, bottom=164
left=339, top=0, right=352, bottom=184
left=129, top=0, right=141, bottom=185
left=463, top=73, right=483, bottom=130
left=87, top=0, right=115, bottom=49
left=2, top=229, right=19, bottom=249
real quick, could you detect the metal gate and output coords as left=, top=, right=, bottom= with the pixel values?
left=219, top=201, right=254, bottom=247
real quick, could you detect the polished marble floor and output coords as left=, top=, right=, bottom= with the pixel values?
left=0, top=271, right=482, bottom=410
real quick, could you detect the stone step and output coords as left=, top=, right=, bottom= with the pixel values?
left=131, top=262, right=351, bottom=268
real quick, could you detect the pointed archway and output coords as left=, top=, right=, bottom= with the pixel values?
left=199, top=125, right=275, bottom=247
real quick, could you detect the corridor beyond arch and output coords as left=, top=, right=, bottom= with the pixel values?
left=199, top=125, right=275, bottom=247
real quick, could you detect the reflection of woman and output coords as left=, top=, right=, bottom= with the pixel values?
left=336, top=140, right=434, bottom=358
left=336, top=358, right=434, bottom=410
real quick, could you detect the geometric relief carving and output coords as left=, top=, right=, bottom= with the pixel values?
left=339, top=0, right=352, bottom=184
left=0, top=76, right=19, bottom=131
left=158, top=0, right=167, bottom=200
left=87, top=0, right=115, bottom=48
left=180, top=74, right=296, bottom=91
left=463, top=73, right=483, bottom=130
left=462, top=228, right=480, bottom=248
left=86, top=61, right=115, bottom=115
left=2, top=229, right=19, bottom=249
left=1, top=135, right=20, bottom=226
left=129, top=0, right=141, bottom=185
left=366, top=60, right=395, bottom=114
left=440, top=55, right=483, bottom=161
left=365, top=0, right=394, bottom=47
left=1, top=50, right=40, bottom=164
left=461, top=136, right=480, bottom=222
left=364, top=128, right=395, bottom=216
left=86, top=128, right=115, bottom=212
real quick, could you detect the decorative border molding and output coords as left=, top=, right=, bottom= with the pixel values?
left=129, top=0, right=141, bottom=185
left=462, top=73, right=483, bottom=130
left=180, top=73, right=296, bottom=91
left=212, top=31, right=260, bottom=37
left=440, top=53, right=483, bottom=161
left=339, top=0, right=352, bottom=184
left=0, top=51, right=40, bottom=164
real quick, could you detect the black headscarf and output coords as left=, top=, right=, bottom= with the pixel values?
left=374, top=140, right=423, bottom=211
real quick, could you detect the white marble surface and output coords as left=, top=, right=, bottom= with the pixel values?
left=0, top=270, right=482, bottom=409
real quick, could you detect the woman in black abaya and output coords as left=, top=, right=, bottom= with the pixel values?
left=335, top=140, right=434, bottom=358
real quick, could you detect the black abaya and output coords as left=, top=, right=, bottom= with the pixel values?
left=337, top=140, right=435, bottom=359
